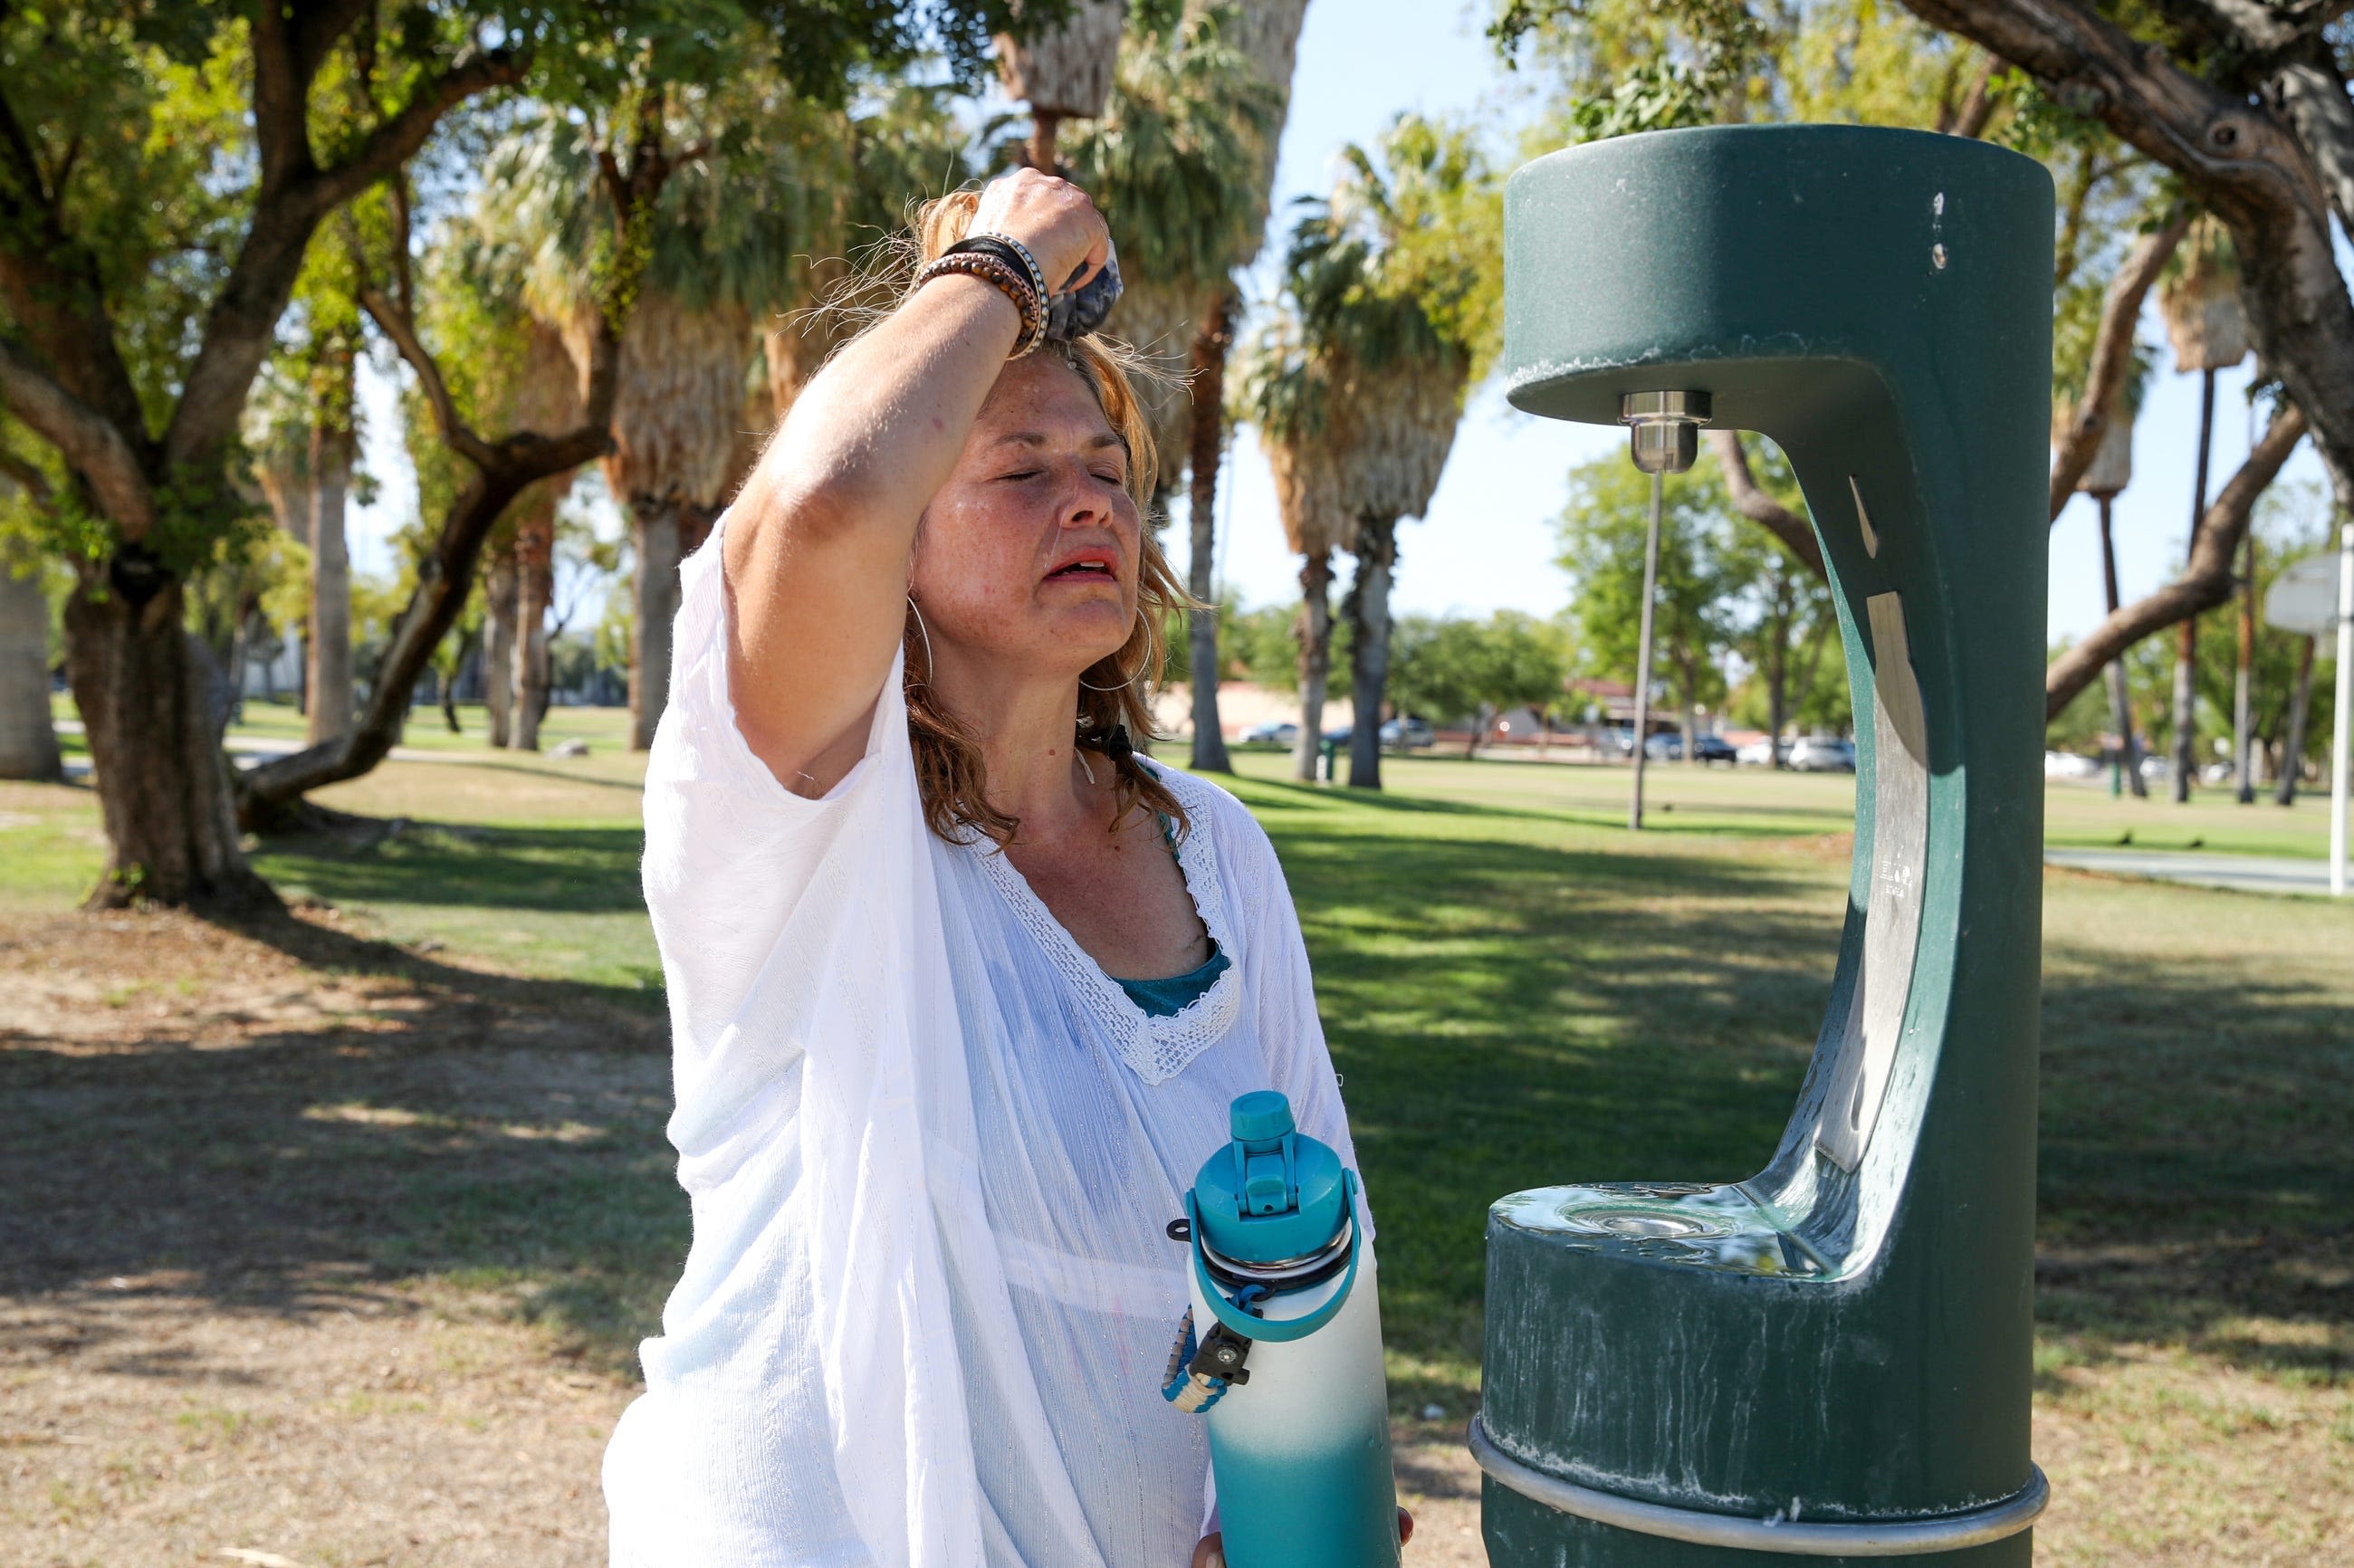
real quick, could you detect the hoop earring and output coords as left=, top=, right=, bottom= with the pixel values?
left=906, top=595, right=935, bottom=684
left=1077, top=665, right=1134, bottom=693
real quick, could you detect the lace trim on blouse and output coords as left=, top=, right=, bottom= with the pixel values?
left=962, top=766, right=1242, bottom=1085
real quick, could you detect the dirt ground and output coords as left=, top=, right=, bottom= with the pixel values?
left=5, top=903, right=2346, bottom=1567
left=0, top=907, right=1487, bottom=1568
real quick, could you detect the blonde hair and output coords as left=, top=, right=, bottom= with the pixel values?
left=893, top=188, right=1196, bottom=847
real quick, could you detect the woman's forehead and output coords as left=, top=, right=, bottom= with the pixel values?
left=974, top=355, right=1116, bottom=445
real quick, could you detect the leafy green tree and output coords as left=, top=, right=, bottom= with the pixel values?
left=1556, top=449, right=1747, bottom=756
left=2, top=1, right=1050, bottom=908
left=1220, top=598, right=1309, bottom=693
left=1491, top=0, right=2317, bottom=745
left=1389, top=610, right=1570, bottom=757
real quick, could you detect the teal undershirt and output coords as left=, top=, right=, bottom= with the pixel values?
left=1115, top=944, right=1230, bottom=1018
left=1111, top=811, right=1231, bottom=1018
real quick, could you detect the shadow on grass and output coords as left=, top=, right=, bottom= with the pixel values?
left=1258, top=817, right=1851, bottom=1405
left=0, top=908, right=684, bottom=1377
left=254, top=820, right=649, bottom=917
left=2034, top=935, right=2353, bottom=1384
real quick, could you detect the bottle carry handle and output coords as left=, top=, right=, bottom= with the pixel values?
left=1189, top=1171, right=1363, bottom=1344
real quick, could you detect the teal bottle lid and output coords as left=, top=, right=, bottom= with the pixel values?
left=1192, top=1091, right=1352, bottom=1264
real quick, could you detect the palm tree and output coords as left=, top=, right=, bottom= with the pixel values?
left=2157, top=215, right=2251, bottom=802
left=2065, top=373, right=2149, bottom=798
left=510, top=322, right=581, bottom=751
left=996, top=0, right=1128, bottom=171
left=481, top=88, right=835, bottom=752
left=1233, top=314, right=1349, bottom=781
left=1063, top=5, right=1282, bottom=770
left=1284, top=115, right=1503, bottom=789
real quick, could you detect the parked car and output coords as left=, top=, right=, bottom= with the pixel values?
left=1788, top=735, right=1857, bottom=772
left=1322, top=726, right=1352, bottom=747
left=1602, top=727, right=1638, bottom=756
left=1382, top=716, right=1435, bottom=749
left=1643, top=732, right=1683, bottom=760
left=1736, top=738, right=1788, bottom=767
left=1692, top=734, right=1737, bottom=765
left=2043, top=751, right=2102, bottom=779
left=1241, top=721, right=1299, bottom=747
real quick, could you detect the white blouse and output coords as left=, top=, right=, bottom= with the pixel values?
left=603, top=512, right=1364, bottom=1568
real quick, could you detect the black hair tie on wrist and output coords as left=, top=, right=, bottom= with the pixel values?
left=1105, top=723, right=1134, bottom=765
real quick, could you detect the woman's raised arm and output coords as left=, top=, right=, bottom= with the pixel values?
left=718, top=171, right=1110, bottom=794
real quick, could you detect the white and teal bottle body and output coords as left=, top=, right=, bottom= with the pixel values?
left=1170, top=1091, right=1400, bottom=1568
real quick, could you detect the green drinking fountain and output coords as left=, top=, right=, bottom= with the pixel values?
left=1470, top=125, right=2053, bottom=1565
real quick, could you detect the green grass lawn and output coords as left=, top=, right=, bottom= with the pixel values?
left=5, top=729, right=2349, bottom=1557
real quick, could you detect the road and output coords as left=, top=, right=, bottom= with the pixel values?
left=2044, top=847, right=2338, bottom=897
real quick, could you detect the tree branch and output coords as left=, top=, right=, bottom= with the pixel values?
left=0, top=445, right=54, bottom=505
left=311, top=46, right=523, bottom=212
left=1947, top=53, right=2000, bottom=138
left=2049, top=211, right=2191, bottom=521
left=2045, top=401, right=2306, bottom=715
left=2271, top=52, right=2354, bottom=237
left=1708, top=429, right=1827, bottom=580
left=161, top=45, right=522, bottom=474
left=0, top=337, right=151, bottom=532
left=356, top=285, right=499, bottom=471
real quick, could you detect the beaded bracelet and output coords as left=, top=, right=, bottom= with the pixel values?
left=945, top=233, right=1049, bottom=307
left=913, top=250, right=1046, bottom=359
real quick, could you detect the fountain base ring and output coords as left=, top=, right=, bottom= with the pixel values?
left=1469, top=1416, right=2047, bottom=1557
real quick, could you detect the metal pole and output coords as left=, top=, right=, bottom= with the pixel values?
left=2330, top=520, right=2351, bottom=896
left=1630, top=470, right=1662, bottom=831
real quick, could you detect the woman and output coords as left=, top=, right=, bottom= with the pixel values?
left=603, top=171, right=1390, bottom=1567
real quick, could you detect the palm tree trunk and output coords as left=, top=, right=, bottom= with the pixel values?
left=2170, top=367, right=2217, bottom=802
left=512, top=502, right=556, bottom=751
left=1187, top=292, right=1236, bottom=773
left=631, top=496, right=685, bottom=751
left=483, top=548, right=518, bottom=748
left=2275, top=634, right=2317, bottom=806
left=1345, top=516, right=1396, bottom=790
left=2234, top=527, right=2257, bottom=802
left=1294, top=550, right=1332, bottom=782
left=2098, top=496, right=2148, bottom=797
left=305, top=424, right=355, bottom=747
left=0, top=542, right=62, bottom=781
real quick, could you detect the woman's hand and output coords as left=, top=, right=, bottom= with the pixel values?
left=722, top=175, right=1112, bottom=795
left=1191, top=1509, right=1414, bottom=1565
left=970, top=167, right=1112, bottom=294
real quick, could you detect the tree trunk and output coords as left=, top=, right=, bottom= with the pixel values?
left=1345, top=517, right=1395, bottom=790
left=306, top=423, right=355, bottom=747
left=2234, top=526, right=2257, bottom=802
left=2170, top=368, right=2219, bottom=802
left=0, top=543, right=62, bottom=781
left=1468, top=702, right=1493, bottom=760
left=1294, top=550, right=1332, bottom=782
left=62, top=571, right=267, bottom=909
left=630, top=497, right=684, bottom=751
left=1766, top=588, right=1791, bottom=770
left=483, top=547, right=518, bottom=749
left=512, top=502, right=555, bottom=752
left=1187, top=292, right=1236, bottom=773
left=2097, top=496, right=2148, bottom=797
left=2275, top=634, right=2317, bottom=806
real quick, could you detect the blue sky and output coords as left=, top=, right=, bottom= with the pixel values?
left=350, top=0, right=2338, bottom=646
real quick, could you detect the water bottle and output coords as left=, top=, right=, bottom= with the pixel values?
left=1162, top=1091, right=1400, bottom=1568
